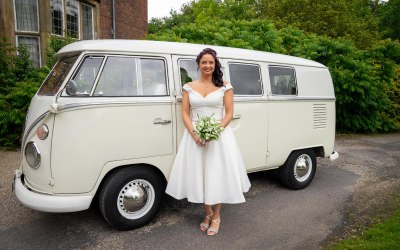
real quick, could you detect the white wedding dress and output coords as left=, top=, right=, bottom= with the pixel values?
left=165, top=83, right=251, bottom=205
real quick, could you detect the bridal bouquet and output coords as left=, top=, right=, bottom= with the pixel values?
left=194, top=114, right=224, bottom=142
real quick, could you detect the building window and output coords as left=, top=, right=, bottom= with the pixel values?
left=17, top=36, right=40, bottom=67
left=51, top=0, right=64, bottom=35
left=66, top=0, right=79, bottom=38
left=81, top=4, right=93, bottom=40
left=14, top=0, right=39, bottom=32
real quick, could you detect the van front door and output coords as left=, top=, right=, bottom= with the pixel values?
left=51, top=55, right=174, bottom=193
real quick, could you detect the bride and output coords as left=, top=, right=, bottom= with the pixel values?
left=165, top=48, right=251, bottom=236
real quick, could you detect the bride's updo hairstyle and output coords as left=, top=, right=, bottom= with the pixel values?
left=196, top=48, right=224, bottom=87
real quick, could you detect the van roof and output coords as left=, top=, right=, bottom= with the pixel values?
left=57, top=39, right=325, bottom=68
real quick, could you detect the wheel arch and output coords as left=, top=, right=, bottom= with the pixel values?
left=94, top=163, right=167, bottom=199
left=285, top=146, right=324, bottom=163
left=313, top=146, right=325, bottom=158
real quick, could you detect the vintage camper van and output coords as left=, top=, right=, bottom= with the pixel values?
left=13, top=40, right=338, bottom=230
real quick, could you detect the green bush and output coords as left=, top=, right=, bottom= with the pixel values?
left=46, top=34, right=76, bottom=68
left=280, top=30, right=399, bottom=132
left=0, top=38, right=48, bottom=149
left=149, top=19, right=400, bottom=133
left=0, top=35, right=77, bottom=149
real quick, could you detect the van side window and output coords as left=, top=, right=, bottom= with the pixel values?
left=94, top=57, right=167, bottom=96
left=71, top=56, right=104, bottom=96
left=228, top=63, right=262, bottom=95
left=178, top=59, right=198, bottom=87
left=141, top=58, right=168, bottom=96
left=269, top=66, right=297, bottom=95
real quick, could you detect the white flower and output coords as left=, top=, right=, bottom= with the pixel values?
left=194, top=114, right=224, bottom=142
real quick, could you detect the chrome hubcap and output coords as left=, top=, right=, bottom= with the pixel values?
left=117, top=179, right=155, bottom=219
left=294, top=154, right=312, bottom=182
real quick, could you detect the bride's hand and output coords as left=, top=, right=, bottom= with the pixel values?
left=191, top=134, right=206, bottom=147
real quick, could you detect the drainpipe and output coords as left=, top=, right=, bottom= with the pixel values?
left=112, top=0, right=116, bottom=39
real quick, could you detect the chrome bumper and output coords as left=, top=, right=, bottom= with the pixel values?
left=13, top=170, right=93, bottom=213
left=329, top=151, right=339, bottom=161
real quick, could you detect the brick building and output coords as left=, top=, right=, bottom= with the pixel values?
left=0, top=0, right=148, bottom=67
left=100, top=0, right=147, bottom=39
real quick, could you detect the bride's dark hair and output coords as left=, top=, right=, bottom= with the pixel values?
left=196, top=48, right=224, bottom=87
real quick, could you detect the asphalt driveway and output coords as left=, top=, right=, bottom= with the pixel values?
left=0, top=134, right=399, bottom=249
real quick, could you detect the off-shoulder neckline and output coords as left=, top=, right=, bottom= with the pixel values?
left=184, top=83, right=232, bottom=98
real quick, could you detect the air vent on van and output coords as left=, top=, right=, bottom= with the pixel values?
left=313, top=104, right=327, bottom=129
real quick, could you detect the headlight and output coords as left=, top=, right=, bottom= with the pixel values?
left=36, top=124, right=49, bottom=140
left=25, top=141, right=41, bottom=169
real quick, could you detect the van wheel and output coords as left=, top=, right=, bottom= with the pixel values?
left=98, top=166, right=165, bottom=230
left=279, top=149, right=316, bottom=190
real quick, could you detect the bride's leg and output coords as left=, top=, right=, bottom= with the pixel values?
left=212, top=204, right=221, bottom=219
left=200, top=204, right=213, bottom=231
left=208, top=204, right=221, bottom=236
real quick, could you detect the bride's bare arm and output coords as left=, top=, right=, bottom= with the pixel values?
left=221, top=89, right=234, bottom=128
left=182, top=89, right=205, bottom=146
left=182, top=90, right=194, bottom=133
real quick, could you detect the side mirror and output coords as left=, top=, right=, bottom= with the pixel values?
left=66, top=80, right=77, bottom=96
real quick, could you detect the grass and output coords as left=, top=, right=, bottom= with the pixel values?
left=328, top=209, right=400, bottom=250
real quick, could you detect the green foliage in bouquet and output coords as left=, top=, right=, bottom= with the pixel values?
left=194, top=115, right=224, bottom=142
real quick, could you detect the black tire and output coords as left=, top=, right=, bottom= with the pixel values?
left=98, top=166, right=165, bottom=230
left=279, top=149, right=317, bottom=190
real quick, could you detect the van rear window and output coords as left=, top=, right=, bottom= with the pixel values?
left=37, top=56, right=78, bottom=96
left=269, top=66, right=297, bottom=95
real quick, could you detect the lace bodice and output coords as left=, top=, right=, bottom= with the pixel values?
left=183, top=83, right=233, bottom=122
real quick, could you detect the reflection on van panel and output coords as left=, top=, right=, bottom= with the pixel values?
left=13, top=40, right=338, bottom=230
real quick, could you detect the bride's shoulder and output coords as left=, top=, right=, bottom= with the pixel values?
left=222, top=81, right=233, bottom=91
left=183, top=82, right=195, bottom=92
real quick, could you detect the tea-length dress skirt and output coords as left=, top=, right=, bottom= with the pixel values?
left=165, top=85, right=251, bottom=205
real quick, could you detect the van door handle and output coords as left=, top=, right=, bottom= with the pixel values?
left=232, top=114, right=241, bottom=120
left=153, top=118, right=171, bottom=125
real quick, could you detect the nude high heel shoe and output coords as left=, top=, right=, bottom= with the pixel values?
left=207, top=218, right=221, bottom=236
left=200, top=212, right=213, bottom=232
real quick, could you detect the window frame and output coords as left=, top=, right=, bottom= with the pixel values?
left=50, top=0, right=65, bottom=36
left=268, top=65, right=298, bottom=96
left=65, top=0, right=80, bottom=39
left=13, top=0, right=40, bottom=33
left=68, top=54, right=170, bottom=98
left=81, top=3, right=94, bottom=40
left=16, top=35, right=41, bottom=67
left=227, top=61, right=264, bottom=97
left=71, top=55, right=105, bottom=96
left=177, top=58, right=198, bottom=93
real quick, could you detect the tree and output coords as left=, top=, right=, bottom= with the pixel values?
left=147, top=0, right=400, bottom=132
left=379, top=0, right=400, bottom=40
left=0, top=39, right=48, bottom=148
left=258, top=0, right=382, bottom=48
